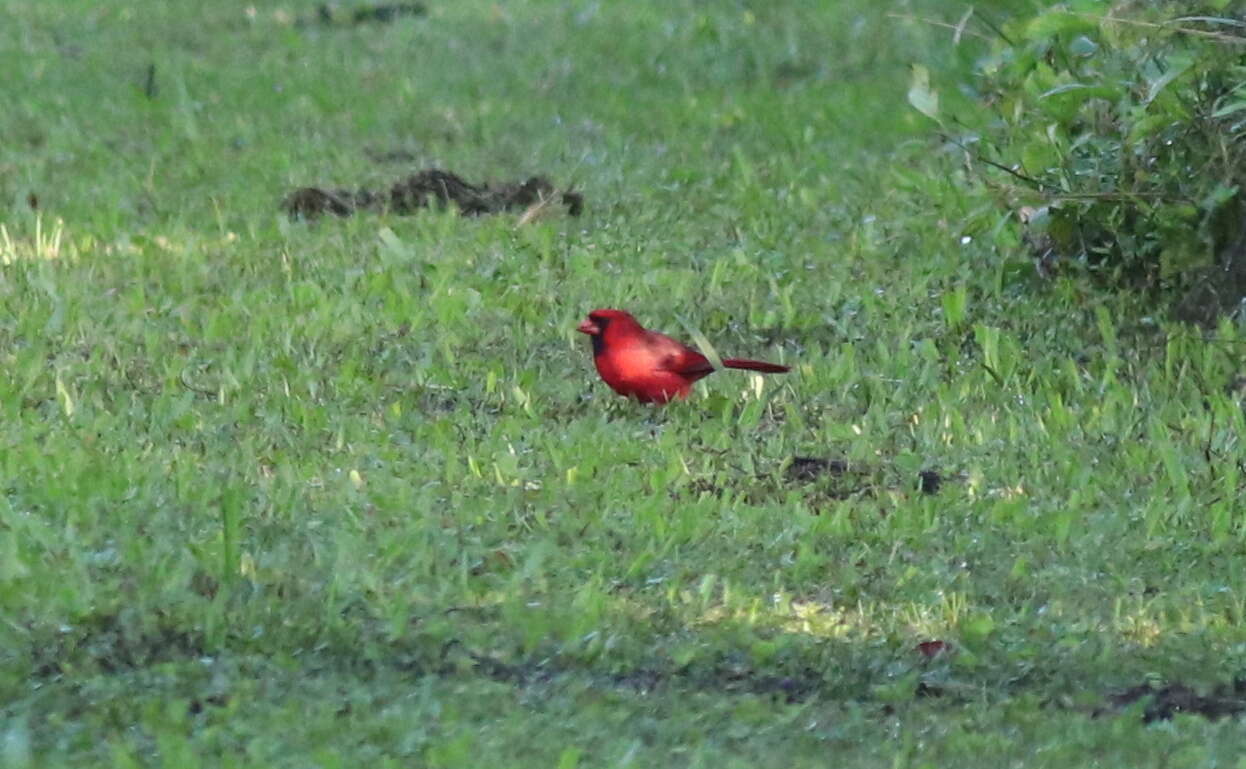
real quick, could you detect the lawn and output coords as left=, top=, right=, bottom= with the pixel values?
left=4, top=1, right=1246, bottom=766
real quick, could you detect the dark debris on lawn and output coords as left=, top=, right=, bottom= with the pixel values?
left=309, top=3, right=426, bottom=27
left=785, top=456, right=949, bottom=497
left=283, top=168, right=584, bottom=220
left=1099, top=680, right=1246, bottom=722
left=786, top=456, right=852, bottom=482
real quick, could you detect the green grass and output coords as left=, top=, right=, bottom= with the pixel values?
left=4, top=0, right=1246, bottom=766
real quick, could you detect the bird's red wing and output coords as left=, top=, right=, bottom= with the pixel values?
left=671, top=353, right=714, bottom=378
left=643, top=330, right=712, bottom=377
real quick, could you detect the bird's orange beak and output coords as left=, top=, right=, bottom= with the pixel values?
left=577, top=318, right=600, bottom=335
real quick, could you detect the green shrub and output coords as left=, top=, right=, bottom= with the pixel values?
left=911, top=2, right=1246, bottom=321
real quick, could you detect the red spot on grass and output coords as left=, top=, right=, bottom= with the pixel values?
left=917, top=640, right=950, bottom=659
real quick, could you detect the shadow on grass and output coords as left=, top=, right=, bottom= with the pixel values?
left=23, top=606, right=1246, bottom=723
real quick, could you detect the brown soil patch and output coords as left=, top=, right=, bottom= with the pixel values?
left=786, top=456, right=948, bottom=497
left=1100, top=680, right=1246, bottom=722
left=786, top=456, right=852, bottom=482
left=283, top=168, right=583, bottom=220
left=311, top=3, right=426, bottom=26
left=917, top=469, right=944, bottom=494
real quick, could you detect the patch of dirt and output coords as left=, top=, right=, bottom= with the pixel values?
left=786, top=456, right=852, bottom=482
left=30, top=611, right=207, bottom=678
left=781, top=456, right=872, bottom=504
left=311, top=3, right=426, bottom=26
left=1099, top=680, right=1246, bottom=722
left=283, top=168, right=583, bottom=220
left=917, top=469, right=943, bottom=494
left=678, top=457, right=953, bottom=512
left=365, top=147, right=419, bottom=164
left=188, top=694, right=230, bottom=715
left=786, top=456, right=950, bottom=497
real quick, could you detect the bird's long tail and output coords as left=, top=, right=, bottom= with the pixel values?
left=722, top=358, right=789, bottom=374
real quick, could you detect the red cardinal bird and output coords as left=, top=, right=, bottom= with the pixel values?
left=576, top=309, right=789, bottom=404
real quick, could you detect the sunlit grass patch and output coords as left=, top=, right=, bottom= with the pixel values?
left=0, top=216, right=71, bottom=265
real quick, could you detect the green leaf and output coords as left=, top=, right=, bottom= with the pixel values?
left=1128, top=113, right=1174, bottom=141
left=1160, top=240, right=1210, bottom=279
left=557, top=747, right=584, bottom=769
left=907, top=65, right=939, bottom=120
left=942, top=285, right=968, bottom=329
left=1037, top=82, right=1119, bottom=123
left=1039, top=83, right=1117, bottom=101
left=1211, top=101, right=1246, bottom=119
left=1021, top=140, right=1059, bottom=175
left=1145, top=56, right=1193, bottom=106
left=1200, top=184, right=1238, bottom=211
left=961, top=613, right=996, bottom=644
left=1069, top=35, right=1097, bottom=57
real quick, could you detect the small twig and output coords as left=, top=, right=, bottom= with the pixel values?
left=1041, top=190, right=1187, bottom=202
left=972, top=8, right=1014, bottom=46
left=944, top=129, right=1187, bottom=203
left=515, top=192, right=554, bottom=228
left=1174, top=16, right=1246, bottom=29
left=942, top=133, right=1050, bottom=191
left=886, top=12, right=993, bottom=42
left=1081, top=13, right=1246, bottom=45
left=980, top=361, right=1005, bottom=386
left=953, top=7, right=975, bottom=46
left=968, top=154, right=1048, bottom=190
